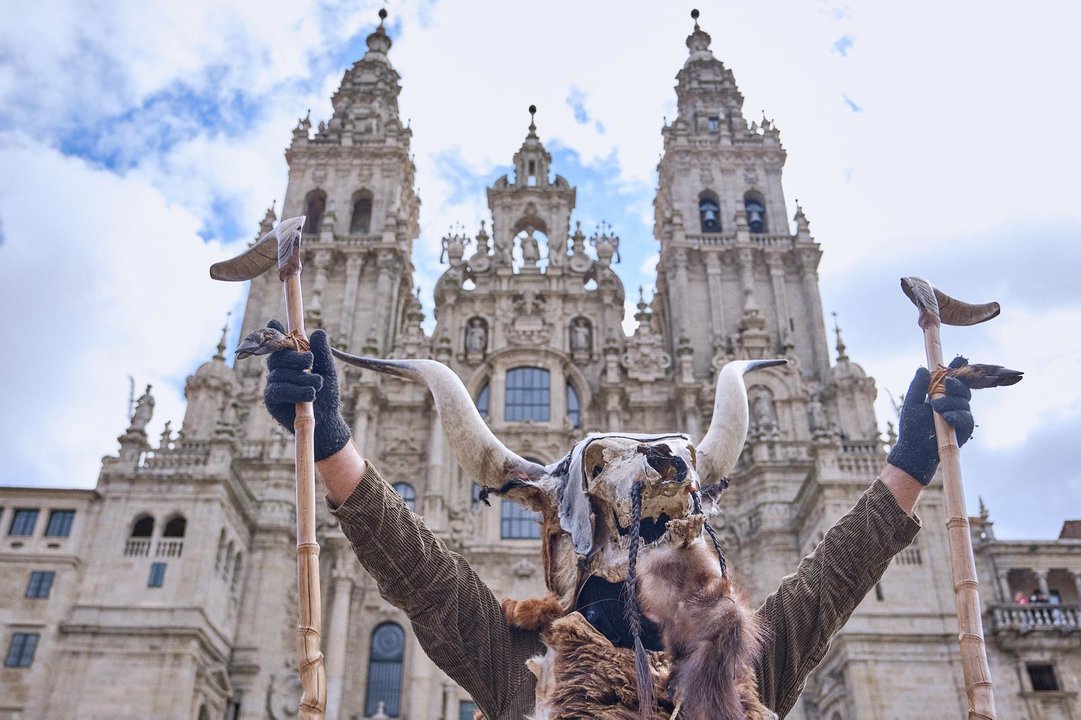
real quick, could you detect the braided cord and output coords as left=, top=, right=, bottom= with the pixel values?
left=624, top=482, right=655, bottom=720
left=692, top=491, right=728, bottom=577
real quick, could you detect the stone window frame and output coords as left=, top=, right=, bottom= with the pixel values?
left=44, top=509, right=75, bottom=538
left=698, top=189, right=722, bottom=234
left=3, top=632, right=39, bottom=668
left=302, top=189, right=328, bottom=236
left=364, top=622, right=406, bottom=716
left=26, top=570, right=54, bottom=599
left=8, top=508, right=39, bottom=537
left=350, top=188, right=374, bottom=234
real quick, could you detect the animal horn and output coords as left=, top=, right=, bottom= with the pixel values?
left=330, top=350, right=545, bottom=489
left=696, top=359, right=787, bottom=486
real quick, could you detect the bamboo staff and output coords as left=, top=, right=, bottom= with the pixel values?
left=211, top=216, right=326, bottom=719
left=900, top=277, right=997, bottom=720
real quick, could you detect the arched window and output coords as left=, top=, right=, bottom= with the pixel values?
left=163, top=515, right=186, bottom=538
left=566, top=383, right=581, bottom=429
left=215, top=529, right=227, bottom=570
left=198, top=705, right=210, bottom=720
left=475, top=382, right=489, bottom=418
left=505, top=367, right=550, bottom=422
left=744, top=192, right=766, bottom=233
left=392, top=482, right=416, bottom=512
left=303, top=190, right=327, bottom=235
left=224, top=541, right=235, bottom=578
left=364, top=622, right=405, bottom=717
left=699, top=191, right=721, bottom=233
left=501, top=500, right=542, bottom=539
left=350, top=190, right=373, bottom=234
left=232, top=553, right=244, bottom=590
left=131, top=515, right=154, bottom=537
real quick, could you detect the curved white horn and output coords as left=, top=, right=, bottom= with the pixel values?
left=331, top=350, right=545, bottom=489
left=697, top=359, right=787, bottom=485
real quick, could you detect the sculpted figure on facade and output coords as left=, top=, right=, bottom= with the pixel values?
left=129, top=384, right=155, bottom=432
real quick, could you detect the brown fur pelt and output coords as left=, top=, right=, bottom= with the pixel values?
left=637, top=541, right=771, bottom=720
left=536, top=612, right=674, bottom=719
left=502, top=592, right=565, bottom=631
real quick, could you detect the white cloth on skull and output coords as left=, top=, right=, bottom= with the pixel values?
left=555, top=432, right=693, bottom=558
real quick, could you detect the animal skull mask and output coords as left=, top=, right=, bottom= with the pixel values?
left=332, top=348, right=784, bottom=611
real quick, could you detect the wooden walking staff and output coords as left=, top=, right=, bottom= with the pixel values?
left=900, top=277, right=998, bottom=720
left=211, top=216, right=327, bottom=719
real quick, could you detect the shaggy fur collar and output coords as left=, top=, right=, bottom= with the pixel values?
left=500, top=541, right=774, bottom=720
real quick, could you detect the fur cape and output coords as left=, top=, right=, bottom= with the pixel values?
left=498, top=541, right=775, bottom=720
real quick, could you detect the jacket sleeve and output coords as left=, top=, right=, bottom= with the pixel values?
left=754, top=479, right=921, bottom=717
left=328, top=462, right=541, bottom=719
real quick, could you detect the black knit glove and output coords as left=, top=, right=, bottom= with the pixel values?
left=887, top=360, right=974, bottom=486
left=263, top=320, right=352, bottom=461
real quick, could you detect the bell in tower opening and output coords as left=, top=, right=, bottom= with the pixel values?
left=699, top=191, right=721, bottom=233
left=744, top=192, right=766, bottom=233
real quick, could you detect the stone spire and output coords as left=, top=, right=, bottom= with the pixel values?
left=301, top=9, right=408, bottom=147
left=512, top=104, right=552, bottom=187
left=670, top=8, right=746, bottom=137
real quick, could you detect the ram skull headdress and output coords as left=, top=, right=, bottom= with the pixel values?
left=332, top=348, right=784, bottom=616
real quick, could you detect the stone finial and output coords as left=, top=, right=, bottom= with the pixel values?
left=528, top=104, right=538, bottom=137
left=832, top=311, right=848, bottom=362
left=214, top=312, right=231, bottom=360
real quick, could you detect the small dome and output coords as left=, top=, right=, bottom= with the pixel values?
left=830, top=357, right=868, bottom=382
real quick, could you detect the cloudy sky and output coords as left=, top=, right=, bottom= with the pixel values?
left=1, top=1, right=1077, bottom=540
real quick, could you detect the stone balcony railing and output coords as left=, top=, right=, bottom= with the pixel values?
left=990, top=604, right=1080, bottom=634
left=123, top=538, right=184, bottom=558
left=682, top=232, right=797, bottom=249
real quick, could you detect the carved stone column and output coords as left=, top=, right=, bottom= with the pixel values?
left=796, top=248, right=830, bottom=379
left=672, top=248, right=690, bottom=339
left=324, top=542, right=355, bottom=720
left=704, top=252, right=726, bottom=341
left=441, top=680, right=458, bottom=720
left=424, top=414, right=447, bottom=532
left=406, top=633, right=435, bottom=720
left=766, top=252, right=791, bottom=347
left=309, top=249, right=332, bottom=318
left=1035, top=568, right=1051, bottom=598
left=996, top=568, right=1012, bottom=604
left=1071, top=571, right=1081, bottom=603
left=373, top=251, right=400, bottom=354
left=339, top=254, right=365, bottom=345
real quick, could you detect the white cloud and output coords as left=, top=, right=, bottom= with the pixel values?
left=0, top=0, right=1079, bottom=542
left=0, top=134, right=246, bottom=486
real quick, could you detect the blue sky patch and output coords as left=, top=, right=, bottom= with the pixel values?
left=833, top=34, right=854, bottom=57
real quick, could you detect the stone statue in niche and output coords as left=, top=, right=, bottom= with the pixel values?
left=520, top=226, right=541, bottom=267
left=494, top=231, right=513, bottom=265
left=808, top=394, right=826, bottom=434
left=129, top=384, right=155, bottom=432
left=570, top=318, right=592, bottom=353
left=465, top=318, right=487, bottom=357
left=749, top=386, right=778, bottom=436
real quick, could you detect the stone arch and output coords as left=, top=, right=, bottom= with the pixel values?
left=743, top=189, right=767, bottom=233
left=698, top=189, right=721, bottom=233
left=302, top=189, right=327, bottom=235
left=130, top=514, right=154, bottom=538
left=162, top=513, right=187, bottom=538
left=349, top=188, right=373, bottom=234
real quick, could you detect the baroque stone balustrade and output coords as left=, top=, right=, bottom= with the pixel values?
left=990, top=604, right=1080, bottom=634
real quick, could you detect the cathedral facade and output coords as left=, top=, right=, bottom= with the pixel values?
left=2, top=13, right=1079, bottom=720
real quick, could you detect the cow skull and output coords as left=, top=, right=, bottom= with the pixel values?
left=331, top=348, right=784, bottom=611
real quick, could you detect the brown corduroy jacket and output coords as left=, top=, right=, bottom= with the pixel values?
left=329, top=464, right=920, bottom=719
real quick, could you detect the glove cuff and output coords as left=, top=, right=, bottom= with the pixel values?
left=314, top=420, right=352, bottom=462
left=886, top=445, right=937, bottom=486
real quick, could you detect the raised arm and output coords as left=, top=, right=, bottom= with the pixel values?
left=262, top=324, right=539, bottom=717
left=755, top=368, right=974, bottom=716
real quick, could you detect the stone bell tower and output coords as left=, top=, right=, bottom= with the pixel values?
left=237, top=9, right=419, bottom=368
